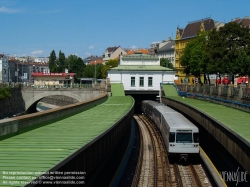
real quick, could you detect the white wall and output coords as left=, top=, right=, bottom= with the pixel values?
left=120, top=59, right=159, bottom=66
left=108, top=71, right=175, bottom=91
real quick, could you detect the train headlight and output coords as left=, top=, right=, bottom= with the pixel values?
left=170, top=144, right=175, bottom=147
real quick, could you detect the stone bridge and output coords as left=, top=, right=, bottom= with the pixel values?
left=21, top=85, right=107, bottom=112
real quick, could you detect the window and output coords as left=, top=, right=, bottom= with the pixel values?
left=148, top=77, right=153, bottom=87
left=139, top=77, right=144, bottom=87
left=131, top=77, right=135, bottom=87
left=176, top=133, right=192, bottom=143
left=169, top=132, right=175, bottom=142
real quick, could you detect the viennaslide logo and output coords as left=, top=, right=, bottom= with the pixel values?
left=220, top=167, right=248, bottom=186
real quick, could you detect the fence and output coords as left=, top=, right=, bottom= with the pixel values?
left=0, top=82, right=108, bottom=91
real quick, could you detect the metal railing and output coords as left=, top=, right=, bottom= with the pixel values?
left=0, top=82, right=108, bottom=91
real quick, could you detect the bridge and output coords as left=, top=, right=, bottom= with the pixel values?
left=21, top=83, right=107, bottom=112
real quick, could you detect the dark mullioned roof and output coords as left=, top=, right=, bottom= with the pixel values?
left=181, top=18, right=215, bottom=39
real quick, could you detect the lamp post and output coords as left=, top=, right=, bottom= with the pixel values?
left=94, top=60, right=96, bottom=84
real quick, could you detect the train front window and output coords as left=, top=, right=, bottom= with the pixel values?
left=176, top=133, right=192, bottom=143
left=169, top=132, right=175, bottom=142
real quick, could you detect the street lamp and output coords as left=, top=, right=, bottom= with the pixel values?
left=94, top=60, right=96, bottom=84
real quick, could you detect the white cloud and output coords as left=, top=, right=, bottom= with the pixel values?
left=131, top=45, right=137, bottom=49
left=0, top=6, right=22, bottom=13
left=31, top=50, right=43, bottom=55
left=84, top=52, right=91, bottom=56
left=88, top=46, right=94, bottom=49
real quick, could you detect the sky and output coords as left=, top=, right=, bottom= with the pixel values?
left=1, top=0, right=250, bottom=59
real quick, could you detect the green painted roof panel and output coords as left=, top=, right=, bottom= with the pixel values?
left=162, top=84, right=178, bottom=96
left=0, top=96, right=134, bottom=186
left=166, top=96, right=250, bottom=142
left=111, top=84, right=125, bottom=96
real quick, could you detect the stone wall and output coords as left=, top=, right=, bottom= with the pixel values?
left=40, top=95, right=79, bottom=106
left=0, top=87, right=25, bottom=119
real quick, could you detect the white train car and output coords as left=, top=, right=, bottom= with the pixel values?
left=141, top=100, right=199, bottom=160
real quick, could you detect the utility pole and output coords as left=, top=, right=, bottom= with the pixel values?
left=95, top=60, right=97, bottom=84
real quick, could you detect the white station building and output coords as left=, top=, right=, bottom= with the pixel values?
left=107, top=52, right=175, bottom=95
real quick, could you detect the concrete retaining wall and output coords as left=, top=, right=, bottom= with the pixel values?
left=162, top=97, right=250, bottom=173
left=0, top=94, right=108, bottom=137
left=0, top=87, right=25, bottom=119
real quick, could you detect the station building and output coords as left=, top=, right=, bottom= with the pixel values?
left=107, top=52, right=175, bottom=95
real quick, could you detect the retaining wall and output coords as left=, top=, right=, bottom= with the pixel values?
left=162, top=97, right=250, bottom=173
left=0, top=94, right=108, bottom=138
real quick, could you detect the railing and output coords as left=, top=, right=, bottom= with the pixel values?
left=221, top=86, right=228, bottom=96
left=242, top=87, right=250, bottom=99
left=0, top=82, right=108, bottom=91
left=176, top=83, right=250, bottom=101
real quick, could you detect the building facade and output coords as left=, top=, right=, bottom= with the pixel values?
left=175, top=18, right=223, bottom=83
left=0, top=54, right=9, bottom=82
left=103, top=46, right=127, bottom=62
left=32, top=72, right=75, bottom=86
left=156, top=38, right=175, bottom=67
left=107, top=52, right=175, bottom=94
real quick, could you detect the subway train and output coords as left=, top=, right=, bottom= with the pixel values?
left=141, top=100, right=199, bottom=160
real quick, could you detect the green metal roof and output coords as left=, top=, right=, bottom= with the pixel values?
left=0, top=96, right=134, bottom=186
left=111, top=84, right=125, bottom=96
left=110, top=65, right=173, bottom=71
left=166, top=96, right=250, bottom=142
left=162, top=84, right=178, bottom=96
left=121, top=53, right=159, bottom=60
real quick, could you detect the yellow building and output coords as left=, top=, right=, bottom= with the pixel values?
left=175, top=18, right=223, bottom=84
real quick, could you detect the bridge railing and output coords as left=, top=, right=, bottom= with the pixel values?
left=0, top=82, right=108, bottom=91
left=21, top=83, right=107, bottom=91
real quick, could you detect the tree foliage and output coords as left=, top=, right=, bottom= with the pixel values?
left=67, top=55, right=86, bottom=82
left=49, top=50, right=57, bottom=73
left=180, top=21, right=250, bottom=80
left=101, top=59, right=118, bottom=78
left=180, top=31, right=209, bottom=76
left=58, top=50, right=66, bottom=72
left=160, top=58, right=174, bottom=69
left=0, top=87, right=11, bottom=101
left=83, top=64, right=103, bottom=79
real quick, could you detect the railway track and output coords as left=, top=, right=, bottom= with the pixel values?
left=132, top=114, right=213, bottom=187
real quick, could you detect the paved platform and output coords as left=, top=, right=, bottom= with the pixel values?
left=0, top=96, right=134, bottom=186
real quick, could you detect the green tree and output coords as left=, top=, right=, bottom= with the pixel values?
left=207, top=22, right=250, bottom=76
left=83, top=65, right=94, bottom=78
left=66, top=55, right=86, bottom=82
left=180, top=32, right=209, bottom=77
left=0, top=87, right=11, bottom=101
left=49, top=50, right=57, bottom=73
left=58, top=50, right=66, bottom=72
left=101, top=59, right=118, bottom=78
left=83, top=63, right=103, bottom=79
left=160, top=58, right=174, bottom=69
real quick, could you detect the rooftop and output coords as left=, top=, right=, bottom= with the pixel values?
left=110, top=65, right=173, bottom=71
